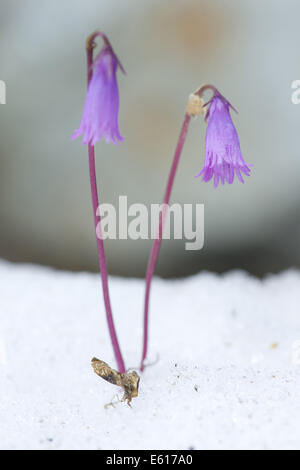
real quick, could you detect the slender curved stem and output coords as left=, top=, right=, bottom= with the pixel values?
left=86, top=35, right=126, bottom=373
left=140, top=113, right=191, bottom=371
left=194, top=83, right=219, bottom=98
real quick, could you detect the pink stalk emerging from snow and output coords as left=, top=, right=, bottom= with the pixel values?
left=140, top=85, right=250, bottom=371
left=140, top=112, right=192, bottom=371
left=72, top=32, right=125, bottom=373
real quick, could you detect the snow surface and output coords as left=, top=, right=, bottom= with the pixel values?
left=1, top=259, right=300, bottom=450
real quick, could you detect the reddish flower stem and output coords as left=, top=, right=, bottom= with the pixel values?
left=140, top=113, right=191, bottom=371
left=86, top=34, right=126, bottom=374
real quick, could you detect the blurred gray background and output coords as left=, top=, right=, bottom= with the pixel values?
left=0, top=0, right=300, bottom=278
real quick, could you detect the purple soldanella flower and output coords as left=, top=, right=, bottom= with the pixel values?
left=196, top=91, right=250, bottom=188
left=72, top=41, right=124, bottom=145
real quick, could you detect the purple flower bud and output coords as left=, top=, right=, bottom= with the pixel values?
left=196, top=93, right=251, bottom=188
left=72, top=44, right=124, bottom=146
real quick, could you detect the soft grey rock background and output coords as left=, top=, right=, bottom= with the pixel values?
left=0, top=0, right=300, bottom=277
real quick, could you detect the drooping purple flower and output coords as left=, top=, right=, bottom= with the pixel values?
left=72, top=43, right=124, bottom=145
left=196, top=92, right=251, bottom=187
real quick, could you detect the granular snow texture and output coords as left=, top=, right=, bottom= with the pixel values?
left=0, top=260, right=300, bottom=450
